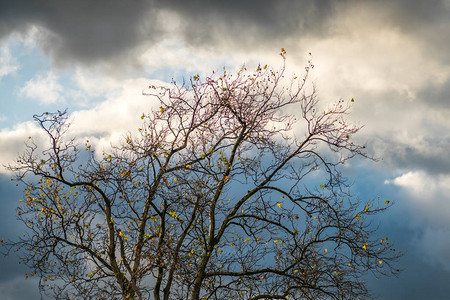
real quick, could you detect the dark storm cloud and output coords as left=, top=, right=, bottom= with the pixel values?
left=157, top=0, right=450, bottom=53
left=1, top=0, right=449, bottom=66
left=0, top=0, right=339, bottom=65
left=156, top=0, right=337, bottom=48
left=0, top=0, right=159, bottom=65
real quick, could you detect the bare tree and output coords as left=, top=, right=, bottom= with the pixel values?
left=2, top=51, right=400, bottom=300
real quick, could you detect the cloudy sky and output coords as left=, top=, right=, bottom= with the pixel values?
left=0, top=0, right=449, bottom=299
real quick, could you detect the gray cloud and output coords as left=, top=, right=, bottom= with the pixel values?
left=0, top=277, right=40, bottom=300
left=378, top=0, right=450, bottom=63
left=1, top=0, right=449, bottom=67
left=418, top=77, right=450, bottom=110
left=156, top=0, right=337, bottom=49
left=380, top=0, right=450, bottom=26
left=0, top=0, right=159, bottom=66
left=373, top=135, right=450, bottom=175
left=0, top=0, right=339, bottom=66
left=367, top=226, right=450, bottom=300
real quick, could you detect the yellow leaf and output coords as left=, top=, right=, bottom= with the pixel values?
left=355, top=214, right=361, bottom=220
left=141, top=113, right=145, bottom=119
left=384, top=200, right=390, bottom=204
left=378, top=260, right=383, bottom=265
left=160, top=106, right=165, bottom=113
left=277, top=203, right=281, bottom=208
left=173, top=178, right=177, bottom=182
left=324, top=249, right=327, bottom=253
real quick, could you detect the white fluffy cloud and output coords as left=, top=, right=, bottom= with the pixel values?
left=18, top=72, right=63, bottom=104
left=0, top=73, right=164, bottom=174
left=385, top=171, right=450, bottom=224
left=69, top=76, right=159, bottom=134
left=0, top=42, right=19, bottom=79
left=0, top=121, right=42, bottom=173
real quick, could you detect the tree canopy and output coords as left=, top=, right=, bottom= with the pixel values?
left=2, top=51, right=400, bottom=300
